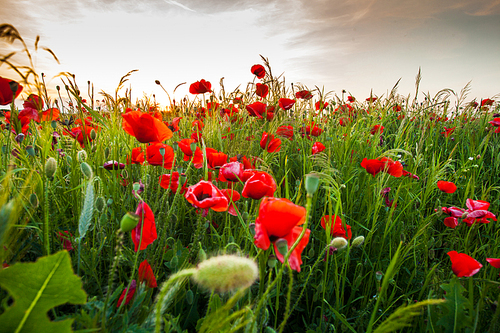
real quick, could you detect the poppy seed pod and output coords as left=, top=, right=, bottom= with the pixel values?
left=192, top=255, right=258, bottom=293
left=275, top=238, right=289, bottom=256
left=120, top=212, right=139, bottom=232
left=95, top=196, right=106, bottom=213
left=80, top=162, right=93, bottom=179
left=25, top=145, right=35, bottom=156
left=45, top=157, right=57, bottom=179
left=305, top=173, right=320, bottom=195
left=29, top=193, right=39, bottom=208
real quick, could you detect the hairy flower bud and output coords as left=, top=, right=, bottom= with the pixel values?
left=80, top=162, right=93, bottom=179
left=352, top=235, right=365, bottom=248
left=45, top=157, right=57, bottom=179
left=77, top=150, right=87, bottom=162
left=95, top=196, right=106, bottom=213
left=330, top=237, right=348, bottom=250
left=192, top=255, right=258, bottom=293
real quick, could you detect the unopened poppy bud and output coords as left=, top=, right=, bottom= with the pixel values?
left=190, top=142, right=197, bottom=152
left=249, top=223, right=256, bottom=236
left=80, top=162, right=93, bottom=179
left=25, top=145, right=35, bottom=156
left=29, top=193, right=39, bottom=208
left=15, top=133, right=24, bottom=144
left=95, top=196, right=105, bottom=213
left=192, top=255, right=258, bottom=293
left=267, top=255, right=277, bottom=268
left=66, top=155, right=72, bottom=164
left=330, top=237, right=348, bottom=250
left=104, top=147, right=110, bottom=159
left=185, top=289, right=194, bottom=304
left=308, top=247, right=315, bottom=257
left=45, top=157, right=57, bottom=179
left=198, top=246, right=207, bottom=262
left=51, top=120, right=57, bottom=129
left=275, top=238, right=288, bottom=256
left=77, top=150, right=87, bottom=162
left=242, top=211, right=249, bottom=222
left=159, top=147, right=165, bottom=157
left=120, top=212, right=139, bottom=232
left=351, top=236, right=365, bottom=248
left=132, top=182, right=141, bottom=192
left=305, top=173, right=320, bottom=195
left=375, top=271, right=383, bottom=281
left=90, top=129, right=97, bottom=140
left=107, top=198, right=113, bottom=207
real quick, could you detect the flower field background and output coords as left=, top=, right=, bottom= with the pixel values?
left=0, top=24, right=500, bottom=333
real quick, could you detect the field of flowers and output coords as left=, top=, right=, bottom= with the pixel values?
left=0, top=24, right=500, bottom=333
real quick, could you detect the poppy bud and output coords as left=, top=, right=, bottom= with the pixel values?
left=249, top=223, right=256, bottom=236
left=159, top=147, right=165, bottom=157
left=29, top=193, right=39, bottom=208
left=77, top=150, right=87, bottom=162
left=120, top=212, right=139, bottom=232
left=198, top=246, right=207, bottom=263
left=307, top=247, right=315, bottom=257
left=45, top=157, right=57, bottom=179
left=351, top=235, right=365, bottom=248
left=192, top=255, right=258, bottom=293
left=51, top=120, right=57, bottom=129
left=66, top=155, right=72, bottom=164
left=95, top=196, right=105, bottom=213
left=330, top=237, right=348, bottom=250
left=275, top=238, right=288, bottom=256
left=190, top=142, right=197, bottom=152
left=15, top=133, right=24, bottom=144
left=305, top=173, right=320, bottom=195
left=375, top=271, right=383, bottom=281
left=268, top=255, right=277, bottom=268
left=185, top=289, right=194, bottom=304
left=104, top=147, right=110, bottom=159
left=80, top=162, right=93, bottom=179
left=25, top=145, right=35, bottom=156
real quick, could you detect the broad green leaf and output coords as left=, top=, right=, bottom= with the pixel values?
left=436, top=278, right=473, bottom=333
left=0, top=251, right=87, bottom=333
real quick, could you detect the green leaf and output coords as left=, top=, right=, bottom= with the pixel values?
left=436, top=278, right=473, bottom=333
left=0, top=251, right=87, bottom=333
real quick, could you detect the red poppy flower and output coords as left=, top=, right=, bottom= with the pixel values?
left=320, top=215, right=352, bottom=239
left=295, top=90, right=313, bottom=100
left=127, top=147, right=145, bottom=165
left=242, top=171, right=277, bottom=200
left=312, top=142, right=326, bottom=155
left=315, top=100, right=329, bottom=111
left=23, top=94, right=44, bottom=110
left=361, top=157, right=403, bottom=177
left=246, top=101, right=267, bottom=119
left=189, top=79, right=212, bottom=94
left=117, top=280, right=136, bottom=307
left=444, top=216, right=459, bottom=228
left=370, top=125, right=384, bottom=135
left=220, top=189, right=240, bottom=216
left=122, top=110, right=173, bottom=143
left=266, top=106, right=275, bottom=121
left=481, top=98, right=494, bottom=107
left=229, top=155, right=255, bottom=170
left=185, top=181, right=229, bottom=215
left=441, top=127, right=455, bottom=138
left=40, top=108, right=60, bottom=121
left=192, top=119, right=205, bottom=131
left=206, top=148, right=228, bottom=169
left=254, top=197, right=309, bottom=272
left=447, top=251, right=482, bottom=277
left=104, top=160, right=126, bottom=170
left=347, top=95, right=355, bottom=103
left=489, top=118, right=500, bottom=133
left=279, top=98, right=295, bottom=110
left=393, top=104, right=402, bottom=112
left=255, top=83, right=269, bottom=98
left=463, top=198, right=497, bottom=226
left=219, top=161, right=244, bottom=182
left=159, top=171, right=187, bottom=194
left=138, top=260, right=157, bottom=288
left=276, top=125, right=294, bottom=140
left=146, top=143, right=175, bottom=169
left=191, top=131, right=202, bottom=143
left=63, top=126, right=96, bottom=147
left=57, top=231, right=73, bottom=251
left=251, top=64, right=266, bottom=79
left=437, top=180, right=457, bottom=193
left=177, top=138, right=203, bottom=167
left=166, top=117, right=182, bottom=132
left=366, top=97, right=378, bottom=102
left=260, top=132, right=281, bottom=153
left=0, top=76, right=23, bottom=105
left=486, top=258, right=500, bottom=276
left=131, top=201, right=157, bottom=252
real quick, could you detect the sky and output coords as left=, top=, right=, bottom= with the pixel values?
left=1, top=0, right=499, bottom=107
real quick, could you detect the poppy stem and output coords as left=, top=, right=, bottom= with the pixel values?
left=43, top=174, right=50, bottom=255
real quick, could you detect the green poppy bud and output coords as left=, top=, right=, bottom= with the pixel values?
left=192, top=255, right=258, bottom=293
left=248, top=223, right=256, bottom=236
left=305, top=173, right=320, bottom=195
left=80, top=162, right=93, bottom=179
left=25, top=145, right=35, bottom=157
left=95, top=196, right=105, bottom=213
left=104, top=147, right=110, bottom=159
left=267, top=255, right=277, bottom=268
left=77, top=150, right=87, bottom=162
left=351, top=236, right=365, bottom=248
left=120, top=212, right=139, bottom=232
left=45, top=157, right=57, bottom=179
left=29, top=193, right=39, bottom=208
left=330, top=237, right=348, bottom=250
left=275, top=238, right=288, bottom=257
left=51, top=120, right=57, bottom=129
left=185, top=289, right=194, bottom=305
left=90, top=129, right=97, bottom=140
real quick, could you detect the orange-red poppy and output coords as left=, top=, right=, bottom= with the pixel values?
left=146, top=143, right=175, bottom=169
left=437, top=180, right=457, bottom=193
left=279, top=98, right=295, bottom=110
left=361, top=157, right=403, bottom=177
left=255, top=83, right=269, bottom=98
left=131, top=201, right=157, bottom=252
left=122, top=110, right=172, bottom=143
left=260, top=132, right=281, bottom=153
left=138, top=260, right=157, bottom=288
left=189, top=79, right=212, bottom=94
left=254, top=197, right=309, bottom=272
left=242, top=171, right=277, bottom=200
left=251, top=64, right=266, bottom=79
left=246, top=101, right=267, bottom=119
left=0, top=76, right=23, bottom=105
left=447, top=251, right=482, bottom=277
left=184, top=181, right=229, bottom=215
left=320, top=215, right=352, bottom=240
left=312, top=142, right=325, bottom=155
